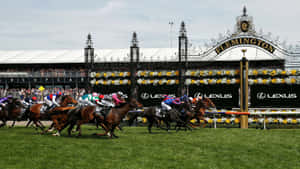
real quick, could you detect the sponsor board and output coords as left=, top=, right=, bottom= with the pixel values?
left=189, top=85, right=239, bottom=109
left=138, top=85, right=178, bottom=106
left=250, top=85, right=300, bottom=108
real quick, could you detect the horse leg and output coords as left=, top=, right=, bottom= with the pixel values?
left=33, top=120, right=42, bottom=131
left=42, top=122, right=54, bottom=134
left=52, top=120, right=65, bottom=137
left=0, top=119, right=6, bottom=128
left=200, top=116, right=207, bottom=128
left=76, top=121, right=85, bottom=137
left=165, top=121, right=171, bottom=132
left=68, top=122, right=76, bottom=136
left=111, top=124, right=118, bottom=138
left=25, top=120, right=32, bottom=128
left=10, top=120, right=16, bottom=128
left=38, top=120, right=45, bottom=129
left=117, top=125, right=123, bottom=131
left=147, top=118, right=154, bottom=133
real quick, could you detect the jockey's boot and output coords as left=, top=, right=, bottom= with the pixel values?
left=180, top=109, right=186, bottom=117
left=101, top=107, right=111, bottom=119
left=46, top=104, right=56, bottom=112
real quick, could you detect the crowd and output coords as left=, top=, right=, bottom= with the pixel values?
left=0, top=88, right=86, bottom=101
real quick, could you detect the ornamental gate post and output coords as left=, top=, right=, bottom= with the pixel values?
left=130, top=32, right=139, bottom=98
left=240, top=49, right=249, bottom=128
left=178, top=21, right=188, bottom=97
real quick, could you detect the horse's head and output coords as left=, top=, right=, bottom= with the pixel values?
left=61, top=95, right=78, bottom=107
left=129, top=98, right=143, bottom=108
left=183, top=100, right=194, bottom=113
left=202, top=97, right=216, bottom=109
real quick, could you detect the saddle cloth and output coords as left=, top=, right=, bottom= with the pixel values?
left=155, top=107, right=165, bottom=118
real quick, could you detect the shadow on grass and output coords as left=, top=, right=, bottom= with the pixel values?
left=37, top=132, right=112, bottom=140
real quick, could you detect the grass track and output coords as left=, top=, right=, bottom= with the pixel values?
left=0, top=126, right=300, bottom=169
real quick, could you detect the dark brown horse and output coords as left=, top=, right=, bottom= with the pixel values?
left=43, top=95, right=78, bottom=135
left=139, top=101, right=192, bottom=133
left=54, top=105, right=96, bottom=137
left=0, top=98, right=24, bottom=128
left=194, top=97, right=216, bottom=128
left=96, top=97, right=142, bottom=138
left=173, top=100, right=195, bottom=131
left=28, top=95, right=77, bottom=132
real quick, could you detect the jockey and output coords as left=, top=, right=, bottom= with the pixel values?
left=111, top=91, right=126, bottom=107
left=179, top=95, right=189, bottom=103
left=44, top=91, right=63, bottom=109
left=161, top=95, right=181, bottom=111
left=91, top=92, right=100, bottom=104
left=98, top=94, right=115, bottom=107
left=79, top=93, right=94, bottom=106
left=0, top=95, right=12, bottom=107
left=23, top=96, right=37, bottom=107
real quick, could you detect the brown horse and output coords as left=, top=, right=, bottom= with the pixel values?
left=194, top=97, right=216, bottom=128
left=28, top=95, right=77, bottom=131
left=0, top=98, right=24, bottom=128
left=43, top=95, right=78, bottom=135
left=54, top=105, right=96, bottom=137
left=96, top=97, right=142, bottom=138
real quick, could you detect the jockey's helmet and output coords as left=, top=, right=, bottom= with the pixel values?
left=117, top=91, right=123, bottom=96
left=32, top=96, right=37, bottom=101
left=99, top=94, right=104, bottom=99
left=56, top=91, right=62, bottom=96
left=92, top=92, right=98, bottom=97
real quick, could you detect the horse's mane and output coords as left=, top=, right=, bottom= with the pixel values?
left=61, top=95, right=67, bottom=102
left=203, top=97, right=215, bottom=107
left=195, top=99, right=205, bottom=109
left=118, top=102, right=128, bottom=108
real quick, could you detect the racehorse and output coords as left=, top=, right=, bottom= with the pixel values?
left=194, top=97, right=216, bottom=128
left=43, top=95, right=78, bottom=135
left=173, top=100, right=195, bottom=131
left=0, top=98, right=24, bottom=128
left=139, top=103, right=189, bottom=133
left=54, top=105, right=96, bottom=137
left=28, top=95, right=77, bottom=131
left=95, top=97, right=142, bottom=138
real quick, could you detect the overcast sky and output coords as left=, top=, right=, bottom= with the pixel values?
left=0, top=0, right=299, bottom=50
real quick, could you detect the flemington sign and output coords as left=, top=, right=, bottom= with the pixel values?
left=215, top=37, right=276, bottom=55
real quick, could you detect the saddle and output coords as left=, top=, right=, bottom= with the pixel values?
left=156, top=107, right=167, bottom=118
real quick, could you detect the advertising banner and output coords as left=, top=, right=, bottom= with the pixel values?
left=188, top=85, right=240, bottom=109
left=138, top=85, right=178, bottom=107
left=250, top=85, right=300, bottom=108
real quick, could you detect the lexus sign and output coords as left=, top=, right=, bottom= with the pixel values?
left=189, top=85, right=239, bottom=109
left=250, top=85, right=300, bottom=108
left=138, top=85, right=178, bottom=106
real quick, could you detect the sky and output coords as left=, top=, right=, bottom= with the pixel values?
left=0, top=0, right=299, bottom=50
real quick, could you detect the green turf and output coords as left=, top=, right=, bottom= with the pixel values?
left=0, top=126, right=300, bottom=169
